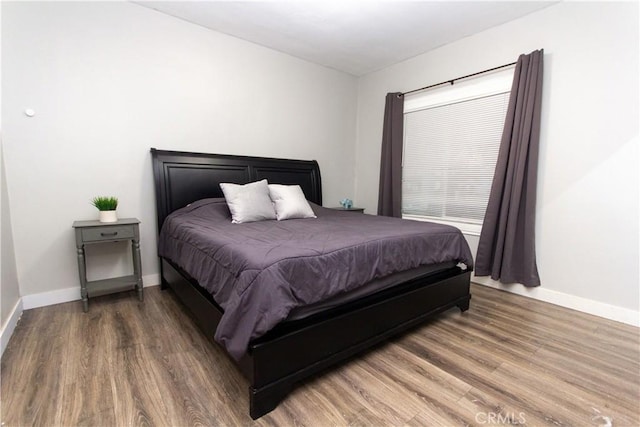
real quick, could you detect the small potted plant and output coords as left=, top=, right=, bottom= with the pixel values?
left=91, top=196, right=119, bottom=223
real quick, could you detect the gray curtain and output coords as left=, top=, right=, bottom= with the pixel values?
left=475, top=49, right=544, bottom=287
left=377, top=92, right=404, bottom=217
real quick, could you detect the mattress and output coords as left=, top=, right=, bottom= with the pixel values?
left=158, top=198, right=473, bottom=359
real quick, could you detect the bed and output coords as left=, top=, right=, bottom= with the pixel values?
left=151, top=148, right=473, bottom=419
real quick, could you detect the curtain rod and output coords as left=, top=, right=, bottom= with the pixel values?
left=401, top=61, right=517, bottom=97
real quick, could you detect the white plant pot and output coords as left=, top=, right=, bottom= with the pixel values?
left=99, top=210, right=118, bottom=223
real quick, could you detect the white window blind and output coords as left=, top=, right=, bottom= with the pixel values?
left=402, top=91, right=510, bottom=225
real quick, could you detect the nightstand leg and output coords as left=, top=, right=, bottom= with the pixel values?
left=76, top=246, right=89, bottom=312
left=132, top=239, right=143, bottom=302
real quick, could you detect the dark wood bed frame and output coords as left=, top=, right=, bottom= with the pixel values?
left=151, top=148, right=471, bottom=419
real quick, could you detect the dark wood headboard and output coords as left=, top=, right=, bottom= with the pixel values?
left=151, top=148, right=322, bottom=231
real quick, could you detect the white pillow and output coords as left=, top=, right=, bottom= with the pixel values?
left=219, top=180, right=277, bottom=224
left=268, top=184, right=317, bottom=221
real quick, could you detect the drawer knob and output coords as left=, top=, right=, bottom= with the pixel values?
left=100, top=231, right=118, bottom=237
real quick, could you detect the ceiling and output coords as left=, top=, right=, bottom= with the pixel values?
left=134, top=1, right=556, bottom=76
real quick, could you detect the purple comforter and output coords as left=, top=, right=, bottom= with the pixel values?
left=158, top=198, right=473, bottom=360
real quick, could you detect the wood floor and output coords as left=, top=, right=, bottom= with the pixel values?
left=1, top=284, right=638, bottom=426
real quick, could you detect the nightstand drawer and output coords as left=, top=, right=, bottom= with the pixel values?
left=81, top=225, right=135, bottom=242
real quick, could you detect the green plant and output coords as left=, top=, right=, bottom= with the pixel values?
left=91, top=196, right=118, bottom=211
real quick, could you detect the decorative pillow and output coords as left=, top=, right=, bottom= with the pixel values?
left=268, top=184, right=317, bottom=221
left=219, top=180, right=277, bottom=223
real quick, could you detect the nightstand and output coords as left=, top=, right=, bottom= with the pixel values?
left=329, top=207, right=365, bottom=213
left=72, top=218, right=143, bottom=312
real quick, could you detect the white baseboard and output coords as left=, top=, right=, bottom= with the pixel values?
left=472, top=276, right=639, bottom=328
left=1, top=298, right=23, bottom=357
left=22, top=273, right=161, bottom=310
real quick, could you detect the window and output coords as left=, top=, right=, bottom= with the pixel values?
left=402, top=68, right=514, bottom=234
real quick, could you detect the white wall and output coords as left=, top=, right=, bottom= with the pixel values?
left=355, top=2, right=639, bottom=321
left=1, top=2, right=357, bottom=299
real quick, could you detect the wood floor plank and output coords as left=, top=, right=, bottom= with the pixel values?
left=495, top=360, right=638, bottom=426
left=333, top=359, right=418, bottom=425
left=260, top=376, right=352, bottom=426
left=365, top=340, right=473, bottom=403
left=456, top=387, right=565, bottom=427
left=1, top=284, right=638, bottom=426
left=396, top=334, right=572, bottom=425
left=2, top=304, right=72, bottom=426
left=531, top=345, right=639, bottom=408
